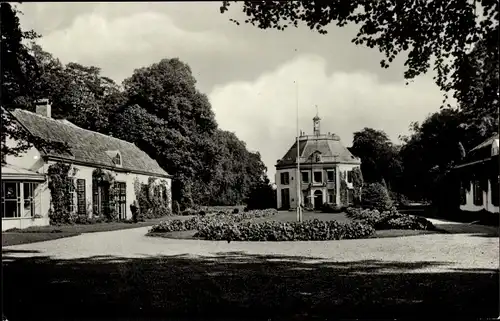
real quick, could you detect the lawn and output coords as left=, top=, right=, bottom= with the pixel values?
left=2, top=215, right=191, bottom=247
left=2, top=250, right=498, bottom=320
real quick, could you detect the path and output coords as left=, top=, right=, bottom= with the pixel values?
left=3, top=225, right=498, bottom=272
left=3, top=225, right=499, bottom=320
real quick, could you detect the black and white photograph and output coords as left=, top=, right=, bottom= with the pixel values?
left=1, top=1, right=499, bottom=320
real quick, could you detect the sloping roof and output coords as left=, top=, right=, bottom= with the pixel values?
left=277, top=134, right=360, bottom=167
left=10, top=109, right=170, bottom=177
left=1, top=163, right=45, bottom=181
left=455, top=134, right=499, bottom=169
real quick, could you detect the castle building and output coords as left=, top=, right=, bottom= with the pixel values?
left=275, top=113, right=361, bottom=210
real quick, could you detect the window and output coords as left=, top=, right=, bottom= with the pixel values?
left=280, top=172, right=290, bottom=185
left=113, top=153, right=122, bottom=166
left=115, top=182, right=127, bottom=220
left=473, top=180, right=483, bottom=206
left=313, top=171, right=323, bottom=184
left=460, top=182, right=467, bottom=205
left=347, top=171, right=353, bottom=183
left=77, top=179, right=86, bottom=216
left=1, top=181, right=38, bottom=218
left=327, top=170, right=335, bottom=182
left=23, top=182, right=38, bottom=217
left=491, top=176, right=499, bottom=207
left=328, top=192, right=334, bottom=203
left=68, top=178, right=76, bottom=213
left=301, top=171, right=309, bottom=184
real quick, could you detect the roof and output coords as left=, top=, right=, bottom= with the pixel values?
left=1, top=163, right=46, bottom=181
left=10, top=109, right=170, bottom=177
left=455, top=134, right=499, bottom=169
left=276, top=133, right=360, bottom=167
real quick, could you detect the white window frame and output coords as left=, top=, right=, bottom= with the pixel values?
left=313, top=170, right=323, bottom=184
left=1, top=181, right=39, bottom=219
left=326, top=169, right=335, bottom=182
left=68, top=178, right=76, bottom=214
left=280, top=172, right=290, bottom=185
left=301, top=171, right=310, bottom=184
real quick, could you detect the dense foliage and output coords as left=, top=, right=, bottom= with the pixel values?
left=149, top=209, right=375, bottom=241
left=149, top=208, right=278, bottom=233
left=197, top=219, right=375, bottom=241
left=2, top=5, right=273, bottom=209
left=346, top=207, right=435, bottom=231
left=360, top=183, right=393, bottom=211
left=133, top=177, right=172, bottom=219
left=47, top=163, right=75, bottom=225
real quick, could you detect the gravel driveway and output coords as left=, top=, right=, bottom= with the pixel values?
left=4, top=226, right=498, bottom=272
left=3, top=226, right=499, bottom=320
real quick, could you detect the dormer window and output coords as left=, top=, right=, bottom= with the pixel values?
left=106, top=150, right=122, bottom=167
left=113, top=153, right=121, bottom=166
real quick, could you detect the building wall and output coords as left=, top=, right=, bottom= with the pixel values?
left=461, top=180, right=499, bottom=214
left=40, top=161, right=172, bottom=220
left=276, top=163, right=360, bottom=209
left=3, top=137, right=171, bottom=229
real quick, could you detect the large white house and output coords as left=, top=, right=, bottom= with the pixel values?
left=275, top=113, right=361, bottom=210
left=1, top=100, right=172, bottom=231
left=456, top=134, right=499, bottom=214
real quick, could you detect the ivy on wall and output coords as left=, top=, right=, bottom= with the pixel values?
left=47, top=162, right=77, bottom=225
left=133, top=177, right=172, bottom=219
left=352, top=167, right=364, bottom=206
left=92, top=168, right=117, bottom=221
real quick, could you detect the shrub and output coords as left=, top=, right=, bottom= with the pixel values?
left=321, top=203, right=343, bottom=213
left=196, top=219, right=375, bottom=241
left=172, top=201, right=181, bottom=215
left=361, top=183, right=393, bottom=211
left=149, top=209, right=278, bottom=233
left=345, top=207, right=435, bottom=230
left=232, top=208, right=239, bottom=214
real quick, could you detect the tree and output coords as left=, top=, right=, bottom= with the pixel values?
left=1, top=3, right=49, bottom=161
left=399, top=108, right=469, bottom=201
left=220, top=1, right=499, bottom=111
left=351, top=127, right=401, bottom=189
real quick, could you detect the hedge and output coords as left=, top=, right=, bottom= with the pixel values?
left=345, top=207, right=435, bottom=230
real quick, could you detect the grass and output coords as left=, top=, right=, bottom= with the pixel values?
left=3, top=250, right=498, bottom=320
left=2, top=215, right=190, bottom=247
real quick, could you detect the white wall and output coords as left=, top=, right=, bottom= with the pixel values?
left=460, top=180, right=499, bottom=214
left=276, top=164, right=360, bottom=209
left=42, top=161, right=172, bottom=220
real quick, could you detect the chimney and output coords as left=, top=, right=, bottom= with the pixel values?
left=35, top=98, right=51, bottom=118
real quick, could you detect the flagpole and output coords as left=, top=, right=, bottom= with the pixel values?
left=296, top=80, right=302, bottom=222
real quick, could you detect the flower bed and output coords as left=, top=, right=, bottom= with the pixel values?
left=149, top=209, right=278, bottom=233
left=196, top=219, right=375, bottom=241
left=345, top=207, right=435, bottom=230
left=149, top=209, right=375, bottom=241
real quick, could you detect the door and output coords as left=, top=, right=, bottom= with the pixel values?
left=281, top=188, right=290, bottom=210
left=314, top=190, right=323, bottom=210
left=114, top=182, right=127, bottom=220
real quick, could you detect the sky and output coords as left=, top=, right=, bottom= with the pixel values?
left=19, top=2, right=446, bottom=182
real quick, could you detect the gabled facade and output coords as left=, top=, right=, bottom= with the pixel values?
left=1, top=100, right=172, bottom=231
left=275, top=113, right=361, bottom=210
left=455, top=135, right=499, bottom=214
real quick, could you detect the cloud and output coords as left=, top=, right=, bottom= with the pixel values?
left=38, top=10, right=246, bottom=64
left=209, top=54, right=444, bottom=182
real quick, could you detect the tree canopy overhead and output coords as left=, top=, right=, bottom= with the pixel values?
left=220, top=1, right=499, bottom=113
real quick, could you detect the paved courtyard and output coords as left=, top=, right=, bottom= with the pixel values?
left=3, top=225, right=499, bottom=320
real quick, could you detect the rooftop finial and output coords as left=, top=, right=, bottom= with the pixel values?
left=313, top=105, right=321, bottom=135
